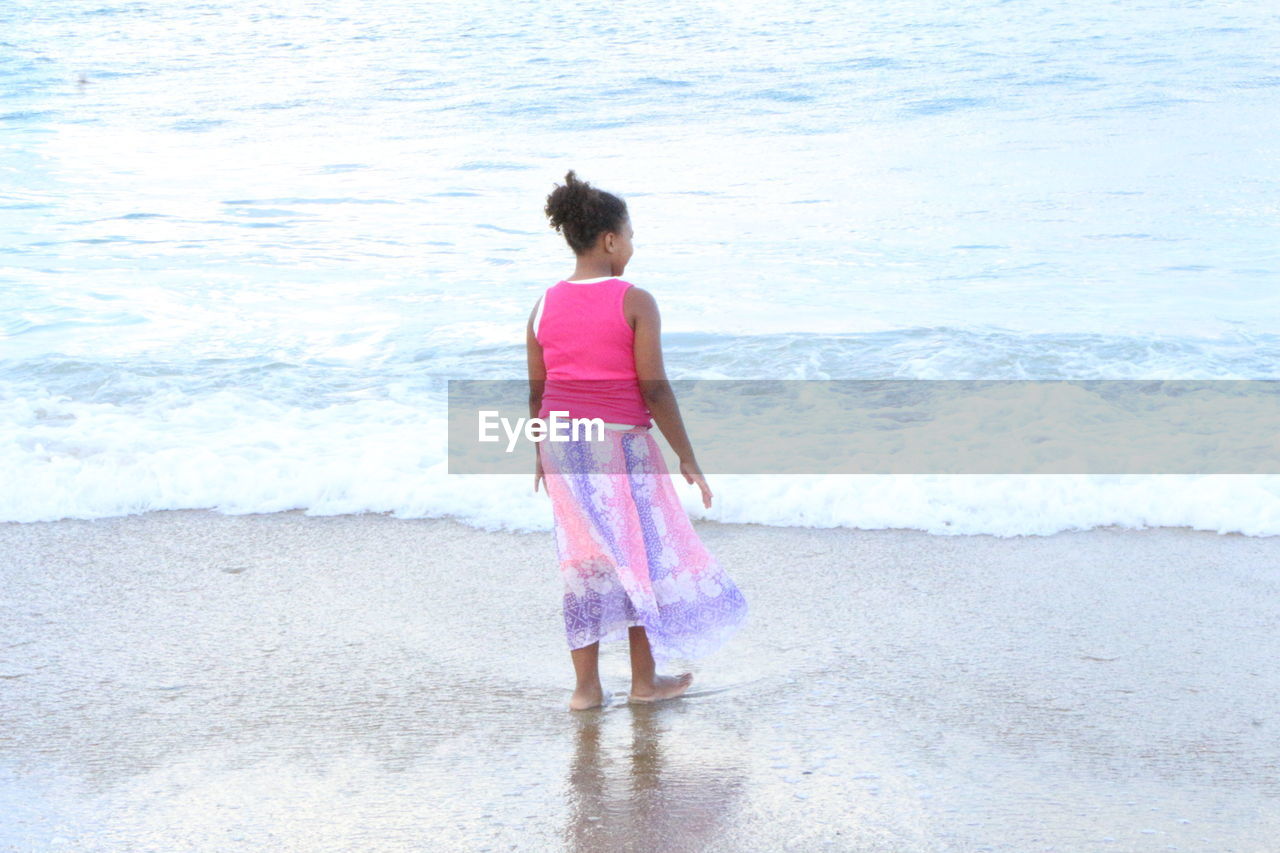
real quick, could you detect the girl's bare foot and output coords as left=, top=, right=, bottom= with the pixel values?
left=569, top=683, right=604, bottom=711
left=629, top=672, right=693, bottom=703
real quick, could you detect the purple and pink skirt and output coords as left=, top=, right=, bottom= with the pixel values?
left=539, top=426, right=748, bottom=663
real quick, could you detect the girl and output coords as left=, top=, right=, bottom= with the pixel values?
left=527, top=170, right=749, bottom=711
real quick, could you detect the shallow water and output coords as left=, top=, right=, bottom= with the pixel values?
left=4, top=0, right=1280, bottom=531
left=3, top=511, right=1277, bottom=850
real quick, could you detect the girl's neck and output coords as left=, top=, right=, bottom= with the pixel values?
left=570, top=260, right=621, bottom=280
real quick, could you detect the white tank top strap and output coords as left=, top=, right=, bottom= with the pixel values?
left=532, top=287, right=550, bottom=338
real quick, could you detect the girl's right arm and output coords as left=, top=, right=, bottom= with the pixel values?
left=627, top=287, right=713, bottom=509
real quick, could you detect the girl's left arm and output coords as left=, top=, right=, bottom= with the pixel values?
left=526, top=296, right=546, bottom=412
left=526, top=297, right=547, bottom=493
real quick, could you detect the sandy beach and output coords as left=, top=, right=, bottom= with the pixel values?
left=2, top=510, right=1277, bottom=851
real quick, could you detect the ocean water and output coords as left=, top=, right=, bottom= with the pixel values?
left=3, top=0, right=1279, bottom=534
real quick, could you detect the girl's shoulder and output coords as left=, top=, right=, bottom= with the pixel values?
left=621, top=281, right=654, bottom=299
left=622, top=283, right=659, bottom=328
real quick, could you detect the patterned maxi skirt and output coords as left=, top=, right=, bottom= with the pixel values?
left=538, top=425, right=748, bottom=663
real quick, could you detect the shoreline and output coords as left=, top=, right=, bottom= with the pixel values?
left=2, top=504, right=1273, bottom=539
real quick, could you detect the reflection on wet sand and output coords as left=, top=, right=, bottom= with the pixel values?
left=6, top=512, right=1280, bottom=849
left=564, top=703, right=745, bottom=852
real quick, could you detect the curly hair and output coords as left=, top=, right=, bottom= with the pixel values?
left=544, top=170, right=629, bottom=255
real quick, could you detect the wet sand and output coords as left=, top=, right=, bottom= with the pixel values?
left=2, top=510, right=1278, bottom=851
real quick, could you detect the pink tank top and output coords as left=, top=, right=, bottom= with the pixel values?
left=535, top=277, right=653, bottom=427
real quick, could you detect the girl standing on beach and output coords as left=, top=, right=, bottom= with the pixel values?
left=527, top=170, right=749, bottom=711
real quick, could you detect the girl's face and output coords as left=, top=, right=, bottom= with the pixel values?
left=607, top=217, right=634, bottom=274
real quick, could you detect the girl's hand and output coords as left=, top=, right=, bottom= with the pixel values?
left=534, top=453, right=546, bottom=495
left=679, top=458, right=713, bottom=509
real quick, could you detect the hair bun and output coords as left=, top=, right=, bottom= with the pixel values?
left=544, top=170, right=628, bottom=255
